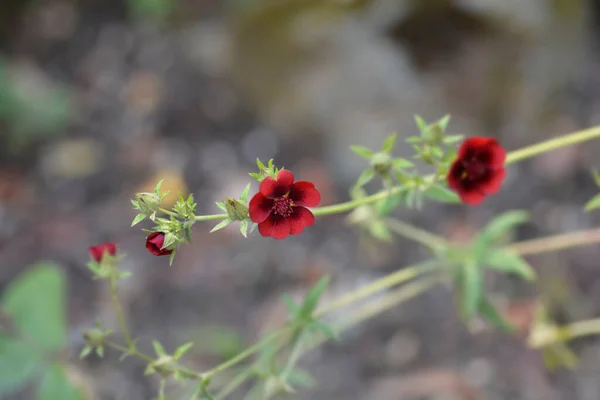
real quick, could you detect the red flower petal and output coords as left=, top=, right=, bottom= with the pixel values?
left=458, top=189, right=486, bottom=205
left=479, top=167, right=506, bottom=194
left=89, top=242, right=117, bottom=262
left=259, top=171, right=294, bottom=199
left=446, top=162, right=465, bottom=191
left=479, top=141, right=506, bottom=168
left=249, top=193, right=274, bottom=223
left=458, top=137, right=496, bottom=158
left=276, top=169, right=295, bottom=188
left=146, top=232, right=173, bottom=256
left=289, top=206, right=315, bottom=235
left=258, top=215, right=290, bottom=239
left=289, top=181, right=321, bottom=207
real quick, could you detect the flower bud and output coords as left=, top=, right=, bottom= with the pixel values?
left=370, top=152, right=393, bottom=176
left=225, top=198, right=249, bottom=221
left=135, top=192, right=162, bottom=215
left=83, top=327, right=108, bottom=348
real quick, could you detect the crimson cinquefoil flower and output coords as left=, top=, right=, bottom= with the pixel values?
left=89, top=242, right=117, bottom=262
left=249, top=169, right=321, bottom=239
left=145, top=232, right=173, bottom=256
left=447, top=137, right=506, bottom=205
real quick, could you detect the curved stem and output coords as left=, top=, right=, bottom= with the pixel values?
left=385, top=218, right=448, bottom=250
left=505, top=125, right=600, bottom=164
left=506, top=227, right=600, bottom=256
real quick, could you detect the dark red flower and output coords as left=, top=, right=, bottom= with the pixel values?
left=249, top=169, right=321, bottom=239
left=89, top=242, right=117, bottom=262
left=447, top=137, right=506, bottom=205
left=145, top=232, right=173, bottom=256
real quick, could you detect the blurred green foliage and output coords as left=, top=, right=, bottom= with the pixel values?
left=0, top=263, right=85, bottom=399
left=0, top=58, right=71, bottom=153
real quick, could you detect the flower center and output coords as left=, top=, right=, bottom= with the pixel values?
left=461, top=158, right=486, bottom=181
left=272, top=196, right=294, bottom=217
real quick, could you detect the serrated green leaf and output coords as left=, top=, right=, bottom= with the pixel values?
left=210, top=218, right=232, bottom=233
left=36, top=364, right=83, bottom=400
left=479, top=297, right=515, bottom=333
left=240, top=183, right=251, bottom=202
left=392, top=158, right=414, bottom=169
left=0, top=335, right=42, bottom=396
left=355, top=169, right=375, bottom=187
left=286, top=368, right=316, bottom=389
left=458, top=261, right=482, bottom=319
left=300, top=276, right=330, bottom=317
left=478, top=210, right=529, bottom=245
left=584, top=194, right=600, bottom=212
left=173, top=342, right=193, bottom=360
left=350, top=145, right=374, bottom=160
left=131, top=213, right=147, bottom=227
left=1, top=263, right=66, bottom=351
left=153, top=340, right=166, bottom=357
left=484, top=249, right=536, bottom=280
left=423, top=184, right=460, bottom=203
left=414, top=115, right=427, bottom=133
left=381, top=133, right=397, bottom=153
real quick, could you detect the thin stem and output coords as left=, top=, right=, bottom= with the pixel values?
left=109, top=277, right=133, bottom=348
left=280, top=332, right=305, bottom=381
left=505, top=125, right=600, bottom=165
left=385, top=218, right=448, bottom=250
left=203, top=330, right=289, bottom=379
left=529, top=318, right=600, bottom=348
left=215, top=369, right=255, bottom=400
left=105, top=340, right=154, bottom=363
left=311, top=186, right=407, bottom=217
left=506, top=227, right=600, bottom=256
left=316, top=260, right=440, bottom=317
left=159, top=208, right=178, bottom=217
left=194, top=213, right=229, bottom=222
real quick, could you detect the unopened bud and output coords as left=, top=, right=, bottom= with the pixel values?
left=225, top=198, right=249, bottom=221
left=370, top=152, right=393, bottom=176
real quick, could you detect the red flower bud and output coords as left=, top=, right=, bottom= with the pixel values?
left=145, top=232, right=173, bottom=256
left=89, top=242, right=117, bottom=262
left=447, top=137, right=506, bottom=205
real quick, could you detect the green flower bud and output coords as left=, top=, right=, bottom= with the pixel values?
left=135, top=192, right=162, bottom=215
left=370, top=152, right=393, bottom=176
left=225, top=198, right=249, bottom=221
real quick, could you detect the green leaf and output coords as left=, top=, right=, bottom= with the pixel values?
left=392, top=158, right=414, bottom=169
left=478, top=297, right=515, bottom=333
left=153, top=340, right=166, bottom=357
left=584, top=194, right=600, bottom=212
left=1, top=264, right=66, bottom=351
left=414, top=115, right=427, bottom=133
left=184, top=225, right=192, bottom=243
left=173, top=342, right=194, bottom=360
left=436, top=114, right=451, bottom=132
left=443, top=134, right=464, bottom=144
left=458, top=261, right=482, bottom=319
left=37, top=364, right=83, bottom=400
left=381, top=133, right=397, bottom=153
left=0, top=335, right=42, bottom=396
left=168, top=250, right=176, bottom=266
left=405, top=136, right=421, bottom=144
left=423, top=184, right=460, bottom=203
left=309, top=319, right=338, bottom=340
left=369, top=220, right=393, bottom=242
left=299, top=276, right=330, bottom=317
left=282, top=295, right=300, bottom=319
left=240, top=220, right=249, bottom=238
left=210, top=218, right=232, bottom=233
left=376, top=189, right=408, bottom=216
left=286, top=368, right=316, bottom=389
left=355, top=169, right=375, bottom=187
left=240, top=183, right=251, bottom=202
left=350, top=145, right=373, bottom=160
left=257, top=158, right=266, bottom=170
left=131, top=213, right=147, bottom=227
left=478, top=210, right=529, bottom=245
left=216, top=202, right=227, bottom=213
left=484, top=249, right=536, bottom=280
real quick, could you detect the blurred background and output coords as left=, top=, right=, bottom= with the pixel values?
left=3, top=0, right=600, bottom=399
